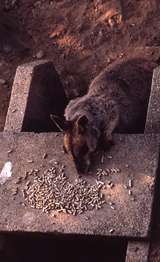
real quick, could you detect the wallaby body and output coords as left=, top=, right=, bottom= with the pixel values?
left=64, top=59, right=153, bottom=173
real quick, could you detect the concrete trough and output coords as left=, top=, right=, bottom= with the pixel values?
left=2, top=61, right=160, bottom=262
left=0, top=132, right=159, bottom=238
left=4, top=60, right=68, bottom=132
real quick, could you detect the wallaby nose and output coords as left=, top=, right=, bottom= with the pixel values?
left=75, top=160, right=90, bottom=174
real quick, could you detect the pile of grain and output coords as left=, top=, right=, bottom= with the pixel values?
left=23, top=162, right=105, bottom=216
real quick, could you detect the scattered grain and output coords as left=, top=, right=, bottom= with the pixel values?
left=27, top=159, right=34, bottom=163
left=128, top=179, right=133, bottom=188
left=11, top=187, right=18, bottom=196
left=7, top=149, right=13, bottom=154
left=128, top=190, right=132, bottom=196
left=109, top=229, right=114, bottom=234
left=11, top=109, right=17, bottom=113
left=43, top=153, right=48, bottom=159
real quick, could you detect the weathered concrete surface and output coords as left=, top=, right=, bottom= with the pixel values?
left=0, top=132, right=158, bottom=238
left=4, top=60, right=67, bottom=132
left=126, top=241, right=150, bottom=262
left=145, top=66, right=160, bottom=133
left=143, top=66, right=160, bottom=261
left=125, top=65, right=158, bottom=261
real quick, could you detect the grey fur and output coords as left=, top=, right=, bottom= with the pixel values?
left=65, top=59, right=153, bottom=141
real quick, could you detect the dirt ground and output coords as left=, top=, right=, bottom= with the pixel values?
left=1, top=0, right=160, bottom=261
left=1, top=0, right=160, bottom=131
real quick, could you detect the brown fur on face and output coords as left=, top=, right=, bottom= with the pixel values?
left=63, top=116, right=99, bottom=173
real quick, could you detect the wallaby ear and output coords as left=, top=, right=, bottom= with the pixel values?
left=50, top=114, right=72, bottom=132
left=76, top=115, right=88, bottom=134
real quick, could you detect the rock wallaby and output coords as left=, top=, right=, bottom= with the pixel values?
left=63, top=59, right=153, bottom=173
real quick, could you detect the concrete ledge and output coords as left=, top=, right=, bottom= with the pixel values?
left=0, top=132, right=158, bottom=237
left=4, top=60, right=67, bottom=132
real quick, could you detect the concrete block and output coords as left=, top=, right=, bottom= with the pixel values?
left=143, top=66, right=160, bottom=262
left=145, top=66, right=160, bottom=133
left=4, top=60, right=67, bottom=132
left=0, top=132, right=158, bottom=237
left=126, top=241, right=150, bottom=262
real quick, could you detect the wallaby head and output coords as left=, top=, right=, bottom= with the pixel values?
left=63, top=114, right=100, bottom=174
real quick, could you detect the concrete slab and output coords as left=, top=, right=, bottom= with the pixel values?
left=142, top=66, right=160, bottom=261
left=145, top=66, right=160, bottom=133
left=125, top=63, right=157, bottom=260
left=126, top=241, right=150, bottom=262
left=0, top=132, right=158, bottom=238
left=4, top=60, right=67, bottom=132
